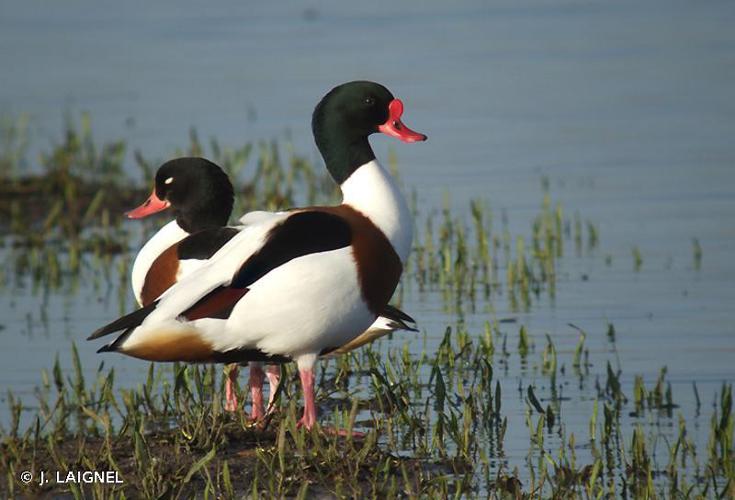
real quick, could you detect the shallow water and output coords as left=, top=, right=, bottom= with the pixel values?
left=1, top=0, right=734, bottom=488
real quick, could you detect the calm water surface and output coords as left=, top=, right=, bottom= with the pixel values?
left=1, top=0, right=734, bottom=481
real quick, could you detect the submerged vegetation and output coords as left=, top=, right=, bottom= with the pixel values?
left=0, top=114, right=732, bottom=497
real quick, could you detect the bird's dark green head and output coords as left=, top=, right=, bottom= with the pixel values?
left=312, top=81, right=427, bottom=184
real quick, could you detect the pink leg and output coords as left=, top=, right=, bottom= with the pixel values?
left=265, top=365, right=281, bottom=411
left=224, top=365, right=239, bottom=412
left=250, top=363, right=266, bottom=420
left=293, top=361, right=364, bottom=437
left=296, top=368, right=317, bottom=429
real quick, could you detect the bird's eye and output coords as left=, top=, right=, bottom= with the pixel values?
left=164, top=177, right=174, bottom=185
left=364, top=96, right=375, bottom=106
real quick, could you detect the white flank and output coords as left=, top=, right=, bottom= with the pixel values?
left=340, top=160, right=413, bottom=263
left=215, top=246, right=374, bottom=357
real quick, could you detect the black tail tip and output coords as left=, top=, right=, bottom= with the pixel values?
left=96, top=344, right=117, bottom=354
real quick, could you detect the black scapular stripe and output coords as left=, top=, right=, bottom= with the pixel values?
left=231, top=211, right=352, bottom=289
left=87, top=301, right=158, bottom=340
left=177, top=227, right=239, bottom=260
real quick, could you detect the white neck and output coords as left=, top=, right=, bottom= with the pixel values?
left=340, top=160, right=413, bottom=263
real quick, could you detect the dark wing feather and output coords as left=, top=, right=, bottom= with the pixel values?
left=231, top=211, right=352, bottom=289
left=87, top=302, right=157, bottom=340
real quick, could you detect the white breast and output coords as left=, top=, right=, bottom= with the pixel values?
left=130, top=220, right=189, bottom=305
left=340, top=160, right=413, bottom=263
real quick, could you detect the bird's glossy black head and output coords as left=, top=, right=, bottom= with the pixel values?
left=127, top=157, right=234, bottom=233
left=312, top=81, right=426, bottom=184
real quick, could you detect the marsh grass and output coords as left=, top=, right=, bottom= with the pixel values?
left=2, top=335, right=732, bottom=498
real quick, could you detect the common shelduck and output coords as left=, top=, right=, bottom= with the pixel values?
left=89, top=81, right=426, bottom=429
left=124, top=156, right=416, bottom=416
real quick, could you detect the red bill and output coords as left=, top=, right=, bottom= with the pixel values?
left=378, top=99, right=427, bottom=143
